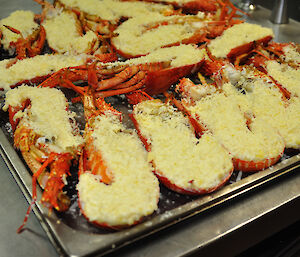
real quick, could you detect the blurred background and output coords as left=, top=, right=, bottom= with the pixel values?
left=256, top=0, right=300, bottom=21
left=233, top=0, right=300, bottom=22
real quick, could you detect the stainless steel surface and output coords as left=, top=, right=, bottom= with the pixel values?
left=253, top=0, right=300, bottom=22
left=1, top=1, right=300, bottom=257
left=0, top=155, right=57, bottom=257
left=270, top=0, right=289, bottom=24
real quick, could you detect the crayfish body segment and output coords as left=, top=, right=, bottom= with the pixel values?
left=0, top=54, right=87, bottom=91
left=38, top=2, right=99, bottom=55
left=176, top=77, right=286, bottom=172
left=0, top=10, right=42, bottom=57
left=3, top=85, right=83, bottom=231
left=130, top=94, right=233, bottom=194
left=224, top=67, right=300, bottom=150
left=77, top=93, right=160, bottom=229
left=207, top=23, right=274, bottom=63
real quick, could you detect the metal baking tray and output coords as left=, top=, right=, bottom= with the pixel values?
left=1, top=2, right=300, bottom=257
left=1, top=90, right=300, bottom=257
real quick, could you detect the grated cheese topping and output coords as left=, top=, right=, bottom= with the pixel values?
left=59, top=0, right=173, bottom=22
left=3, top=85, right=83, bottom=153
left=187, top=83, right=285, bottom=161
left=154, top=0, right=217, bottom=11
left=43, top=10, right=98, bottom=54
left=265, top=60, right=300, bottom=97
left=208, top=23, right=274, bottom=58
left=77, top=113, right=159, bottom=226
left=0, top=54, right=87, bottom=91
left=282, top=44, right=300, bottom=65
left=105, top=44, right=207, bottom=68
left=0, top=10, right=39, bottom=51
left=228, top=74, right=300, bottom=149
left=111, top=14, right=205, bottom=56
left=133, top=100, right=233, bottom=191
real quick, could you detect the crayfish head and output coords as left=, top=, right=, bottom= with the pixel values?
left=14, top=123, right=38, bottom=152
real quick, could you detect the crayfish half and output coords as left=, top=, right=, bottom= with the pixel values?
left=76, top=89, right=160, bottom=229
left=175, top=77, right=285, bottom=172
left=3, top=85, right=83, bottom=232
left=127, top=90, right=234, bottom=194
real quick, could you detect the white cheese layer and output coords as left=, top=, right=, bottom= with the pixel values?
left=3, top=85, right=83, bottom=153
left=111, top=14, right=204, bottom=56
left=265, top=60, right=300, bottom=97
left=158, top=0, right=196, bottom=3
left=227, top=74, right=300, bottom=149
left=282, top=44, right=300, bottom=65
left=0, top=10, right=39, bottom=51
left=151, top=0, right=217, bottom=11
left=78, top=113, right=159, bottom=226
left=43, top=10, right=98, bottom=54
left=133, top=100, right=233, bottom=191
left=105, top=44, right=207, bottom=68
left=187, top=83, right=284, bottom=161
left=208, top=23, right=274, bottom=58
left=59, top=0, right=172, bottom=22
left=0, top=54, right=86, bottom=91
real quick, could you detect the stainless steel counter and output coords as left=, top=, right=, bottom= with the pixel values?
left=0, top=156, right=58, bottom=257
left=1, top=1, right=300, bottom=257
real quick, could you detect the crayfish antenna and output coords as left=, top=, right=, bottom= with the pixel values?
left=17, top=153, right=56, bottom=233
left=3, top=24, right=22, bottom=35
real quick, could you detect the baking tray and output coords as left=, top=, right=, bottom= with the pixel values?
left=1, top=89, right=300, bottom=257
left=1, top=2, right=300, bottom=257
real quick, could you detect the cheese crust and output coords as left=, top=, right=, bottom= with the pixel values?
left=105, top=44, right=208, bottom=68
left=59, top=0, right=173, bottom=22
left=133, top=100, right=233, bottom=191
left=3, top=85, right=83, bottom=153
left=265, top=60, right=300, bottom=97
left=43, top=10, right=98, bottom=54
left=0, top=10, right=39, bottom=51
left=208, top=23, right=274, bottom=58
left=0, top=54, right=87, bottom=91
left=187, top=83, right=285, bottom=161
left=282, top=44, right=300, bottom=65
left=78, top=113, right=159, bottom=226
left=111, top=14, right=205, bottom=56
left=226, top=71, right=300, bottom=149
